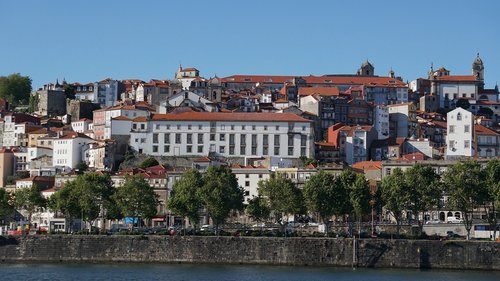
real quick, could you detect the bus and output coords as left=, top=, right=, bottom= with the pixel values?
left=473, top=224, right=500, bottom=239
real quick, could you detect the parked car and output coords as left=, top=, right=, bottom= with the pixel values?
left=425, top=219, right=443, bottom=224
left=447, top=217, right=464, bottom=224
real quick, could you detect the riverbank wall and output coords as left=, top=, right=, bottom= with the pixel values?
left=0, top=236, right=499, bottom=270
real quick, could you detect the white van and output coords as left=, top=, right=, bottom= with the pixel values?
left=447, top=217, right=463, bottom=224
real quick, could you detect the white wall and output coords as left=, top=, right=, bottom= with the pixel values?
left=446, top=108, right=474, bottom=158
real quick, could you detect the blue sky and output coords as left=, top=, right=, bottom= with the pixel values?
left=1, top=0, right=499, bottom=89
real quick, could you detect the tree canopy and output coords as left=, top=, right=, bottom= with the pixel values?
left=246, top=196, right=270, bottom=225
left=258, top=174, right=304, bottom=225
left=139, top=157, right=160, bottom=169
left=0, top=73, right=32, bottom=104
left=198, top=166, right=244, bottom=231
left=380, top=168, right=408, bottom=235
left=14, top=184, right=46, bottom=222
left=113, top=174, right=159, bottom=226
left=442, top=160, right=486, bottom=239
left=0, top=189, right=14, bottom=222
left=167, top=169, right=203, bottom=226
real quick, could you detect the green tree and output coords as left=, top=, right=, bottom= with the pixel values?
left=477, top=107, right=494, bottom=118
left=484, top=159, right=500, bottom=240
left=0, top=73, right=32, bottom=104
left=0, top=189, right=14, bottom=223
left=49, top=173, right=115, bottom=231
left=380, top=168, right=408, bottom=236
left=139, top=157, right=159, bottom=168
left=28, top=94, right=39, bottom=113
left=167, top=169, right=203, bottom=227
left=303, top=170, right=338, bottom=235
left=246, top=196, right=270, bottom=227
left=63, top=83, right=76, bottom=100
left=258, top=174, right=304, bottom=228
left=49, top=182, right=81, bottom=229
left=349, top=173, right=371, bottom=231
left=455, top=98, right=470, bottom=109
left=198, top=166, right=244, bottom=233
left=404, top=164, right=442, bottom=234
left=114, top=174, right=159, bottom=228
left=443, top=160, right=486, bottom=240
left=14, top=184, right=46, bottom=222
left=75, top=161, right=89, bottom=173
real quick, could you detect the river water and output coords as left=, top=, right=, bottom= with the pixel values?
left=0, top=263, right=497, bottom=281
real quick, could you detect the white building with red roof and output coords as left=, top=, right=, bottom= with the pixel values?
left=129, top=111, right=314, bottom=159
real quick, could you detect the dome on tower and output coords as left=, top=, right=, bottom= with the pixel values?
left=474, top=53, right=483, bottom=65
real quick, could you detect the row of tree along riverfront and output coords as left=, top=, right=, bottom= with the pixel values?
left=1, top=159, right=499, bottom=240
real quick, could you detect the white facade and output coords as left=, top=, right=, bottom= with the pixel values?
left=104, top=108, right=148, bottom=139
left=439, top=82, right=477, bottom=108
left=95, top=80, right=120, bottom=107
left=158, top=91, right=216, bottom=113
left=231, top=166, right=270, bottom=202
left=129, top=112, right=314, bottom=159
left=71, top=119, right=92, bottom=133
left=110, top=118, right=132, bottom=136
left=52, top=134, right=94, bottom=170
left=373, top=105, right=389, bottom=140
left=344, top=126, right=375, bottom=165
left=388, top=103, right=413, bottom=138
left=446, top=108, right=474, bottom=158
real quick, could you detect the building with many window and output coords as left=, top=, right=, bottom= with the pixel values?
left=129, top=111, right=314, bottom=159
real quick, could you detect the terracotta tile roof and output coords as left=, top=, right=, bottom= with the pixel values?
left=132, top=116, right=148, bottom=122
left=221, top=75, right=407, bottom=87
left=150, top=112, right=311, bottom=123
left=304, top=163, right=317, bottom=169
left=112, top=116, right=132, bottom=121
left=477, top=101, right=500, bottom=105
left=181, top=67, right=199, bottom=72
left=298, top=87, right=340, bottom=97
left=59, top=131, right=92, bottom=140
left=475, top=124, right=499, bottom=136
left=29, top=128, right=48, bottom=134
left=401, top=152, right=427, bottom=161
left=193, top=157, right=211, bottom=162
left=274, top=99, right=289, bottom=103
left=435, top=75, right=477, bottom=81
left=352, top=161, right=382, bottom=170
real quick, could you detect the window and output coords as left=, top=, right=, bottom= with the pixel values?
left=301, top=135, right=307, bottom=146
left=245, top=181, right=250, bottom=187
left=464, top=125, right=470, bottom=133
left=274, top=135, right=280, bottom=145
left=140, top=138, right=146, bottom=143
left=187, top=133, right=192, bottom=144
left=259, top=174, right=263, bottom=179
left=449, top=125, right=455, bottom=133
left=263, top=146, right=268, bottom=155
left=133, top=124, right=137, bottom=130
left=188, top=125, right=192, bottom=130
left=219, top=146, right=225, bottom=153
left=153, top=146, right=158, bottom=152
left=288, top=147, right=294, bottom=156
left=187, top=145, right=192, bottom=153
left=264, top=125, right=267, bottom=131
left=164, top=133, right=170, bottom=144
left=210, top=134, right=215, bottom=141
left=242, top=125, right=246, bottom=130
left=302, top=126, right=306, bottom=131
left=288, top=135, right=294, bottom=146
left=229, top=146, right=235, bottom=155
left=198, top=124, right=202, bottom=130
left=251, top=147, right=257, bottom=155
left=198, top=146, right=203, bottom=153
left=240, top=146, right=246, bottom=154
left=198, top=134, right=203, bottom=144
left=177, top=125, right=181, bottom=130
left=252, top=125, right=256, bottom=130
left=240, top=134, right=246, bottom=145
left=300, top=147, right=306, bottom=156
left=245, top=174, right=249, bottom=178
left=276, top=125, right=279, bottom=130
left=220, top=134, right=226, bottom=141
left=153, top=133, right=159, bottom=143
left=140, top=124, right=145, bottom=130
left=449, top=140, right=455, bottom=149
left=175, top=133, right=181, bottom=144
left=457, top=113, right=462, bottom=120
left=164, top=145, right=170, bottom=152
left=274, top=147, right=280, bottom=155
left=464, top=140, right=470, bottom=148
left=166, top=125, right=170, bottom=130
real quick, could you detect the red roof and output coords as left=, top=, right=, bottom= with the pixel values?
left=298, top=87, right=340, bottom=97
left=401, top=152, right=427, bottom=161
left=435, top=75, right=477, bottom=82
left=352, top=161, right=382, bottom=170
left=59, top=131, right=92, bottom=140
left=132, top=116, right=148, bottom=122
left=150, top=112, right=311, bottom=123
left=112, top=116, right=132, bottom=121
left=221, top=75, right=407, bottom=87
left=475, top=124, right=499, bottom=136
left=193, top=157, right=211, bottom=162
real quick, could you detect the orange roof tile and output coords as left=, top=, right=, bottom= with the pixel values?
left=150, top=112, right=311, bottom=123
left=435, top=75, right=477, bottom=82
left=132, top=116, right=148, bottom=122
left=475, top=124, right=499, bottom=136
left=112, top=116, right=132, bottom=121
left=298, top=87, right=340, bottom=97
left=352, top=161, right=382, bottom=170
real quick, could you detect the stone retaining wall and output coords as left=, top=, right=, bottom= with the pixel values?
left=0, top=236, right=499, bottom=270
